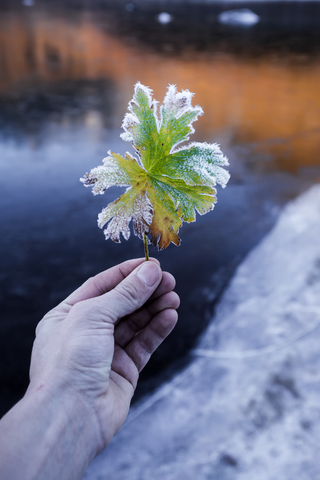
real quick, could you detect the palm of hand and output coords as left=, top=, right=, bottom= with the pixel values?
left=29, top=259, right=179, bottom=449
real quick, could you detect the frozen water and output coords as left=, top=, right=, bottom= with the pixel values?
left=84, top=184, right=320, bottom=480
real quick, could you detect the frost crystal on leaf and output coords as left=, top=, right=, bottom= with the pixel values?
left=80, top=154, right=131, bottom=195
left=81, top=82, right=230, bottom=250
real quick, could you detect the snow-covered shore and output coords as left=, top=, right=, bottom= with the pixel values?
left=85, top=184, right=320, bottom=479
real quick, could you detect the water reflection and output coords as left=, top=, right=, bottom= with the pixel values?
left=1, top=6, right=320, bottom=171
left=0, top=2, right=320, bottom=415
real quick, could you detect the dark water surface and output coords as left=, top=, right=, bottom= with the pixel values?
left=1, top=0, right=320, bottom=416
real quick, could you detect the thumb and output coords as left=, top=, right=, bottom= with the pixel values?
left=97, top=261, right=162, bottom=323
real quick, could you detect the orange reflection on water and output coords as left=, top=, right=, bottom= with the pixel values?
left=0, top=10, right=320, bottom=172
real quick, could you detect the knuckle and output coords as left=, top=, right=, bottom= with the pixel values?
left=139, top=338, right=153, bottom=356
left=70, top=299, right=94, bottom=318
left=70, top=300, right=85, bottom=315
left=86, top=275, right=105, bottom=296
left=114, top=282, right=142, bottom=310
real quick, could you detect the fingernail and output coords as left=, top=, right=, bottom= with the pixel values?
left=137, top=262, right=160, bottom=286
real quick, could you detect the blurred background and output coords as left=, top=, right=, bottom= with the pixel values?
left=1, top=0, right=320, bottom=461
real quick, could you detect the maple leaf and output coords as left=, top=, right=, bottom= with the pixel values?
left=80, top=82, right=230, bottom=251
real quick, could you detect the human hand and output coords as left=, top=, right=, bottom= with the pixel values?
left=28, top=258, right=179, bottom=454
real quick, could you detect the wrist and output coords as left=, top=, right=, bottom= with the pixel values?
left=26, top=379, right=105, bottom=457
left=0, top=380, right=104, bottom=480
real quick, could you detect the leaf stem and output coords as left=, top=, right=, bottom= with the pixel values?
left=143, top=233, right=149, bottom=261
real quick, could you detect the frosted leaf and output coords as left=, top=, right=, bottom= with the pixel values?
left=161, top=142, right=230, bottom=188
left=81, top=82, right=230, bottom=250
left=99, top=189, right=153, bottom=242
left=120, top=82, right=160, bottom=154
left=80, top=153, right=132, bottom=195
left=103, top=214, right=131, bottom=243
left=159, top=85, right=203, bottom=156
left=153, top=177, right=216, bottom=223
left=163, top=85, right=199, bottom=119
left=132, top=192, right=154, bottom=239
left=120, top=113, right=139, bottom=143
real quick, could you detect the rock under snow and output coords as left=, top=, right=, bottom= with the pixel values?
left=218, top=9, right=259, bottom=27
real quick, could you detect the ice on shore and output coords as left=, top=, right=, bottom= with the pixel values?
left=85, top=184, right=320, bottom=480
